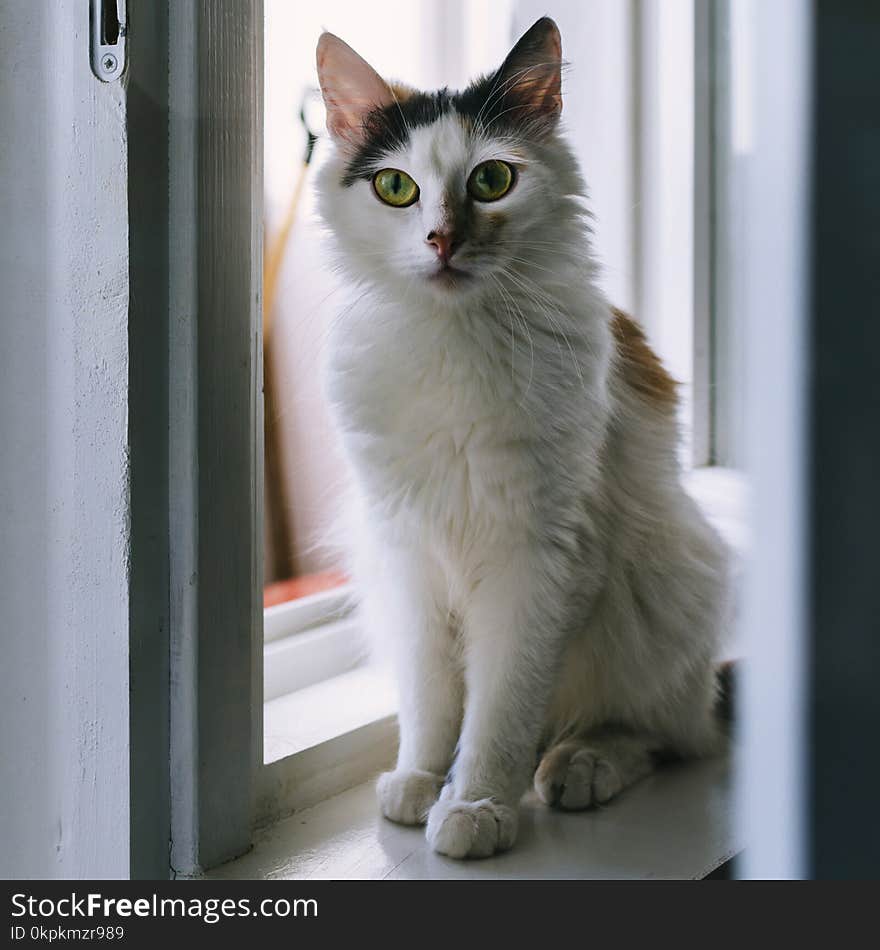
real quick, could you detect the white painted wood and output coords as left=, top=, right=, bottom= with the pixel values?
left=737, top=0, right=811, bottom=880
left=166, top=0, right=264, bottom=875
left=257, top=716, right=398, bottom=828
left=0, top=2, right=130, bottom=878
left=128, top=0, right=181, bottom=881
left=636, top=0, right=696, bottom=460
left=692, top=0, right=715, bottom=467
left=711, top=0, right=749, bottom=469
left=264, top=665, right=396, bottom=763
left=211, top=756, right=738, bottom=880
left=167, top=0, right=201, bottom=877
left=264, top=618, right=363, bottom=701
left=264, top=585, right=353, bottom=644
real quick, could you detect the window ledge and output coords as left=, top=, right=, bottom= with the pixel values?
left=258, top=666, right=398, bottom=827
left=264, top=665, right=396, bottom=765
left=214, top=753, right=740, bottom=880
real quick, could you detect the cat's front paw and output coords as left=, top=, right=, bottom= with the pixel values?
left=426, top=792, right=518, bottom=859
left=534, top=742, right=622, bottom=810
left=377, top=769, right=444, bottom=826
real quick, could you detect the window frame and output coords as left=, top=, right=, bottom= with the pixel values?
left=694, top=0, right=751, bottom=469
left=155, top=0, right=265, bottom=877
left=692, top=0, right=717, bottom=468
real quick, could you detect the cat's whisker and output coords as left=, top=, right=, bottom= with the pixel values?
left=487, top=273, right=519, bottom=392
left=488, top=271, right=536, bottom=404
left=498, top=266, right=587, bottom=391
left=500, top=255, right=560, bottom=277
left=495, top=275, right=537, bottom=400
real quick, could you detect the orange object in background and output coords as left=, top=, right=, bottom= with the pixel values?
left=263, top=569, right=348, bottom=609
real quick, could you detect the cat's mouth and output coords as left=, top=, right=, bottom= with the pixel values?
left=427, top=262, right=472, bottom=286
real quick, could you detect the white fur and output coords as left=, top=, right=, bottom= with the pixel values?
left=315, top=88, right=730, bottom=860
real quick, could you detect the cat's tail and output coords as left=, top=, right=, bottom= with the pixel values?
left=715, top=659, right=738, bottom=729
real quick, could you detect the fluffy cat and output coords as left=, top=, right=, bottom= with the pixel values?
left=314, top=17, right=731, bottom=859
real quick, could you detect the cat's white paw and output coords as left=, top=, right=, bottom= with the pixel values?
left=534, top=743, right=622, bottom=810
left=426, top=793, right=518, bottom=859
left=377, top=769, right=444, bottom=826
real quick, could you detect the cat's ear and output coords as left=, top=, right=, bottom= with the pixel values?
left=495, top=17, right=562, bottom=121
left=316, top=32, right=396, bottom=149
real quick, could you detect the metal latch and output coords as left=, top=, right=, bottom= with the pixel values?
left=90, top=0, right=128, bottom=82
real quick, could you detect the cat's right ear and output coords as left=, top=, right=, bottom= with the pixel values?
left=316, top=33, right=396, bottom=150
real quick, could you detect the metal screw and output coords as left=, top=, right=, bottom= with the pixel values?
left=102, top=54, right=118, bottom=73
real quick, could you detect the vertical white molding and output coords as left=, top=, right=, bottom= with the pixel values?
left=636, top=0, right=695, bottom=449
left=692, top=0, right=714, bottom=467
left=738, top=0, right=811, bottom=880
left=167, top=0, right=263, bottom=874
left=167, top=0, right=201, bottom=877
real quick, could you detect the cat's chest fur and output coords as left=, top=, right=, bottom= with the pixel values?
left=327, top=304, right=553, bottom=541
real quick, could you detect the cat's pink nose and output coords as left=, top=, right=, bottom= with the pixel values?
left=426, top=230, right=456, bottom=264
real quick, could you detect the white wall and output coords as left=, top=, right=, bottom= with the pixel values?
left=0, top=3, right=131, bottom=878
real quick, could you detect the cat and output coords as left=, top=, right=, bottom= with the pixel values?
left=314, top=17, right=731, bottom=859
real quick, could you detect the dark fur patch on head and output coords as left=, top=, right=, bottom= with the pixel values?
left=454, top=68, right=553, bottom=135
left=341, top=71, right=552, bottom=186
left=341, top=18, right=562, bottom=186
left=341, top=89, right=455, bottom=186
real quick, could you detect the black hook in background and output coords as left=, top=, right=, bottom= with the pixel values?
left=300, top=87, right=325, bottom=165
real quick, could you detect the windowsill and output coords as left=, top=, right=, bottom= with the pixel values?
left=211, top=753, right=740, bottom=880
left=264, top=665, right=396, bottom=764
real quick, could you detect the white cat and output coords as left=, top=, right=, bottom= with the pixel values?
left=314, top=17, right=731, bottom=859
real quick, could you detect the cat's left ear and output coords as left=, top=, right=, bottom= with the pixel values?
left=496, top=17, right=563, bottom=122
left=316, top=32, right=397, bottom=150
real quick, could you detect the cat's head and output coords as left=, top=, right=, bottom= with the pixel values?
left=315, top=18, right=586, bottom=304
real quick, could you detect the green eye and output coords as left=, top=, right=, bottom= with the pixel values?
left=372, top=168, right=419, bottom=207
left=467, top=160, right=515, bottom=202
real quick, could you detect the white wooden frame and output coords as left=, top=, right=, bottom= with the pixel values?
left=128, top=0, right=172, bottom=880
left=737, top=0, right=811, bottom=880
left=692, top=0, right=716, bottom=468
left=162, top=0, right=264, bottom=876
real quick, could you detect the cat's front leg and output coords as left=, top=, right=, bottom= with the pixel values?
left=373, top=551, right=464, bottom=826
left=426, top=546, right=570, bottom=858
